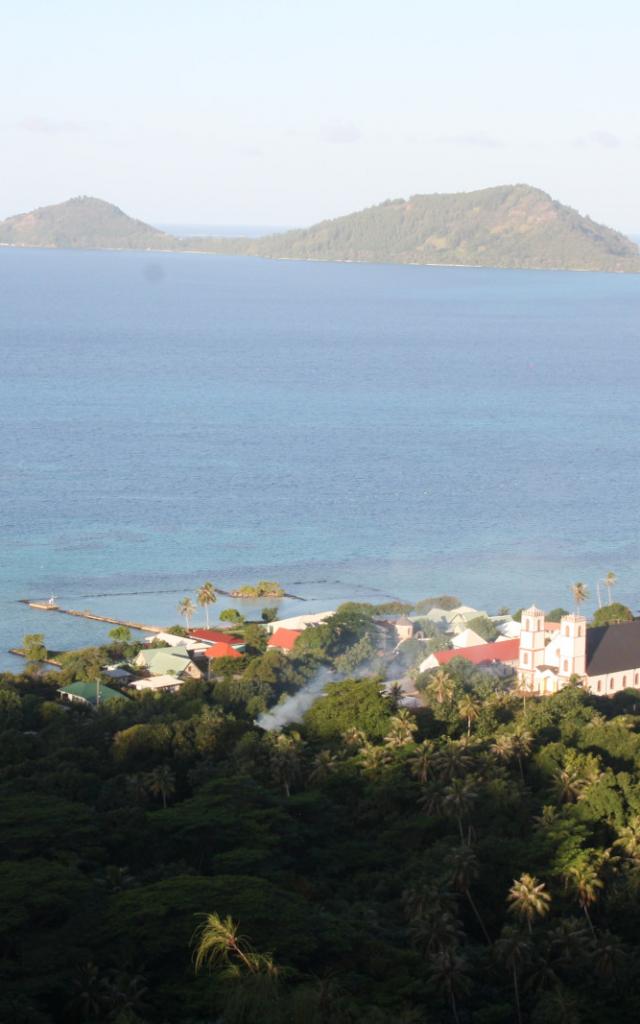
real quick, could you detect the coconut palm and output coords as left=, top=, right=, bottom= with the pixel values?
left=145, top=764, right=176, bottom=809
left=448, top=845, right=491, bottom=944
left=457, top=694, right=480, bottom=737
left=177, top=596, right=196, bottom=629
left=434, top=740, right=474, bottom=782
left=193, top=912, right=278, bottom=977
left=341, top=726, right=367, bottom=750
left=507, top=873, right=551, bottom=933
left=427, top=668, right=455, bottom=706
left=551, top=766, right=585, bottom=805
left=197, top=581, right=217, bottom=628
left=387, top=681, right=405, bottom=711
left=494, top=926, right=533, bottom=1024
left=604, top=571, right=617, bottom=605
left=385, top=709, right=418, bottom=748
left=308, top=749, right=339, bottom=784
left=441, top=777, right=479, bottom=843
left=614, top=816, right=640, bottom=864
left=571, top=582, right=589, bottom=615
left=426, top=948, right=471, bottom=1024
left=267, top=731, right=303, bottom=797
left=564, top=858, right=603, bottom=936
left=410, top=739, right=437, bottom=784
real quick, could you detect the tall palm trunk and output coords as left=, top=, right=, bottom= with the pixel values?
left=465, top=888, right=491, bottom=945
left=512, top=965, right=522, bottom=1024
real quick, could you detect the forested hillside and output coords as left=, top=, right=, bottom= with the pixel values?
left=2, top=186, right=639, bottom=272
left=236, top=185, right=640, bottom=271
left=3, top=602, right=640, bottom=1023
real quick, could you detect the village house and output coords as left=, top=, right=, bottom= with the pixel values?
left=267, top=628, right=302, bottom=653
left=58, top=681, right=126, bottom=708
left=202, top=642, right=243, bottom=661
left=134, top=647, right=203, bottom=680
left=419, top=638, right=520, bottom=676
left=187, top=628, right=245, bottom=650
left=128, top=674, right=185, bottom=693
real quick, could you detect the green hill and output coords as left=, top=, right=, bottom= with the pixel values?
left=2, top=186, right=638, bottom=272
left=0, top=195, right=172, bottom=250
left=233, top=184, right=640, bottom=272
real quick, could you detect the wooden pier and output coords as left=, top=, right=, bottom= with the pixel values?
left=19, top=600, right=164, bottom=634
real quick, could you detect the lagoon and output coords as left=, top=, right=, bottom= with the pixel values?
left=1, top=247, right=639, bottom=669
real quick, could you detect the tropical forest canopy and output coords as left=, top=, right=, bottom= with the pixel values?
left=3, top=599, right=640, bottom=1023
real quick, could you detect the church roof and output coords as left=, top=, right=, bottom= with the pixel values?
left=587, top=620, right=640, bottom=676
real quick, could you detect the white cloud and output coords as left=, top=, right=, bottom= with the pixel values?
left=17, top=116, right=87, bottom=134
left=321, top=120, right=361, bottom=144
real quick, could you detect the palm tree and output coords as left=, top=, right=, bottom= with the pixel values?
left=491, top=730, right=532, bottom=783
left=410, top=739, right=436, bottom=784
left=145, top=764, right=176, bottom=809
left=308, top=749, right=339, bottom=784
left=197, top=581, right=217, bottom=628
left=434, top=740, right=474, bottom=782
left=426, top=948, right=471, bottom=1024
left=193, top=912, right=278, bottom=977
left=551, top=765, right=588, bottom=804
left=267, top=731, right=303, bottom=797
left=507, top=873, right=551, bottom=933
left=614, top=815, right=640, bottom=864
left=178, top=596, right=196, bottom=629
left=457, top=694, right=480, bottom=737
left=512, top=730, right=533, bottom=782
left=448, top=845, right=491, bottom=944
left=571, top=582, right=589, bottom=615
left=427, top=669, right=455, bottom=706
left=604, top=571, right=617, bottom=605
left=564, top=859, right=603, bottom=936
left=341, top=726, right=367, bottom=750
left=494, top=925, right=533, bottom=1024
left=385, top=708, right=417, bottom=748
left=387, top=681, right=405, bottom=711
left=441, top=777, right=479, bottom=843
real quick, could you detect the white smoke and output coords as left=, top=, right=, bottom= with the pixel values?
left=255, top=660, right=384, bottom=731
left=256, top=668, right=335, bottom=731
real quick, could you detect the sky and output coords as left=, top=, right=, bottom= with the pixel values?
left=2, top=0, right=639, bottom=230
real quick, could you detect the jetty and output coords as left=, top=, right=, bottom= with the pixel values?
left=19, top=600, right=164, bottom=634
left=9, top=648, right=62, bottom=667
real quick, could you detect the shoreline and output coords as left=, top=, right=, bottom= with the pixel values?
left=0, top=241, right=637, bottom=275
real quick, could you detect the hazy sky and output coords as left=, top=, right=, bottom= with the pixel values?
left=2, top=0, right=639, bottom=230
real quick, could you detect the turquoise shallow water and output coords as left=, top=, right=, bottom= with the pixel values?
left=1, top=248, right=639, bottom=668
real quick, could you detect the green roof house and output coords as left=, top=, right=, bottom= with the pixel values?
left=59, top=681, right=127, bottom=707
left=133, top=647, right=202, bottom=680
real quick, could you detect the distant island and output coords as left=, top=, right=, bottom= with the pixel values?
left=1, top=185, right=639, bottom=273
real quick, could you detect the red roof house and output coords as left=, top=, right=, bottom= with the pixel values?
left=432, top=637, right=520, bottom=668
left=267, top=628, right=302, bottom=653
left=203, top=642, right=243, bottom=660
left=189, top=628, right=243, bottom=647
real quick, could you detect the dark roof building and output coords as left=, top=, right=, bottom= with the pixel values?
left=586, top=620, right=640, bottom=676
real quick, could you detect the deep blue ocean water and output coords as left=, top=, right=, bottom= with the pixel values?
left=1, top=247, right=639, bottom=670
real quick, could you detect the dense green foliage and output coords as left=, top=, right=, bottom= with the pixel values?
left=5, top=623, right=640, bottom=1023
left=592, top=603, right=633, bottom=626
left=5, top=186, right=639, bottom=273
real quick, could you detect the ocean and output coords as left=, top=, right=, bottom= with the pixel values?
left=1, top=246, right=639, bottom=670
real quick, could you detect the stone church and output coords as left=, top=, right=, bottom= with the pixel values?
left=518, top=605, right=640, bottom=696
